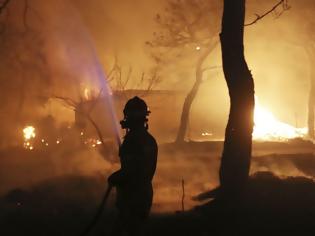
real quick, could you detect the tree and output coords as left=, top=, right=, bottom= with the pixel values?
left=302, top=4, right=315, bottom=139
left=0, top=0, right=10, bottom=15
left=0, top=0, right=50, bottom=121
left=306, top=42, right=315, bottom=139
left=219, top=0, right=289, bottom=194
left=106, top=54, right=162, bottom=100
left=149, top=0, right=288, bottom=143
left=53, top=57, right=161, bottom=162
left=303, top=21, right=315, bottom=139
left=219, top=0, right=255, bottom=194
left=0, top=0, right=51, bottom=148
left=148, top=0, right=221, bottom=143
left=54, top=90, right=119, bottom=161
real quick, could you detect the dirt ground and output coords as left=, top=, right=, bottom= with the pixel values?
left=0, top=140, right=315, bottom=235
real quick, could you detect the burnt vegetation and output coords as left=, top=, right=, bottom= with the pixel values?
left=1, top=0, right=315, bottom=235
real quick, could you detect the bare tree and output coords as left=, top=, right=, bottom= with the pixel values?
left=302, top=20, right=315, bottom=139
left=149, top=0, right=289, bottom=144
left=219, top=0, right=254, bottom=195
left=0, top=0, right=10, bottom=15
left=245, top=0, right=289, bottom=26
left=306, top=42, right=315, bottom=139
left=219, top=0, right=289, bottom=194
left=147, top=0, right=221, bottom=143
left=53, top=90, right=117, bottom=160
left=106, top=54, right=162, bottom=100
left=0, top=0, right=50, bottom=123
left=282, top=16, right=315, bottom=139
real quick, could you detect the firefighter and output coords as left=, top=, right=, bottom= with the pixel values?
left=108, top=96, right=158, bottom=236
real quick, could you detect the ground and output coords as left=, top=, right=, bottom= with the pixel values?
left=0, top=140, right=315, bottom=235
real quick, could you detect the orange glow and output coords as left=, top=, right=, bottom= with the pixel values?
left=84, top=87, right=90, bottom=100
left=23, top=126, right=36, bottom=150
left=253, top=97, right=307, bottom=141
left=23, top=126, right=36, bottom=140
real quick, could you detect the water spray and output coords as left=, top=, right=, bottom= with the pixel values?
left=56, top=1, right=122, bottom=149
left=59, top=3, right=122, bottom=235
left=76, top=25, right=118, bottom=236
left=76, top=26, right=121, bottom=148
left=83, top=40, right=121, bottom=147
left=77, top=42, right=117, bottom=236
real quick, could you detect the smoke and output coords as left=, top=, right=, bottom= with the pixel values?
left=153, top=144, right=315, bottom=212
left=0, top=140, right=119, bottom=196
left=2, top=0, right=315, bottom=140
left=1, top=0, right=315, bottom=217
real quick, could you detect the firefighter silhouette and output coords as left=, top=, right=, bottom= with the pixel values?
left=108, top=96, right=158, bottom=235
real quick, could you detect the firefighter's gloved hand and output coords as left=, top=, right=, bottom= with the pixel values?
left=108, top=170, right=122, bottom=186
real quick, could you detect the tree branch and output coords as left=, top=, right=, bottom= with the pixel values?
left=53, top=95, right=78, bottom=107
left=245, top=0, right=290, bottom=26
left=0, top=0, right=10, bottom=15
left=22, top=0, right=30, bottom=32
left=201, top=65, right=222, bottom=73
left=52, top=95, right=110, bottom=156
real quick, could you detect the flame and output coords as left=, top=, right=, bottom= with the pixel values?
left=23, top=126, right=36, bottom=140
left=23, top=126, right=36, bottom=150
left=84, top=88, right=90, bottom=100
left=84, top=138, right=102, bottom=148
left=201, top=132, right=213, bottom=137
left=253, top=97, right=307, bottom=141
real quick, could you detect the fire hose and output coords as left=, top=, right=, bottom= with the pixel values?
left=79, top=184, right=113, bottom=236
left=79, top=118, right=121, bottom=236
left=79, top=100, right=121, bottom=236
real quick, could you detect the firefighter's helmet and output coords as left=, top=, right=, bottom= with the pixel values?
left=123, top=96, right=150, bottom=118
left=120, top=96, right=150, bottom=129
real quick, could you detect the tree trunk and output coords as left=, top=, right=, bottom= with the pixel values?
left=175, top=43, right=217, bottom=143
left=219, top=0, right=255, bottom=194
left=175, top=74, right=202, bottom=143
left=16, top=72, right=26, bottom=123
left=306, top=45, right=315, bottom=139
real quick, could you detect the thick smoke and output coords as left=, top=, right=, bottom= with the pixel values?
left=1, top=0, right=315, bottom=215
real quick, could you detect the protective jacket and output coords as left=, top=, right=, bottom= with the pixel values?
left=109, top=128, right=158, bottom=218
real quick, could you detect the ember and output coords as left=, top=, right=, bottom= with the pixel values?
left=23, top=126, right=36, bottom=150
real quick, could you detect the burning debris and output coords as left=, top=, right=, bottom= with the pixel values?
left=253, top=97, right=308, bottom=141
left=201, top=132, right=213, bottom=137
left=23, top=126, right=36, bottom=150
left=83, top=138, right=102, bottom=148
left=22, top=125, right=104, bottom=151
left=23, top=126, right=36, bottom=140
left=199, top=97, right=309, bottom=142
